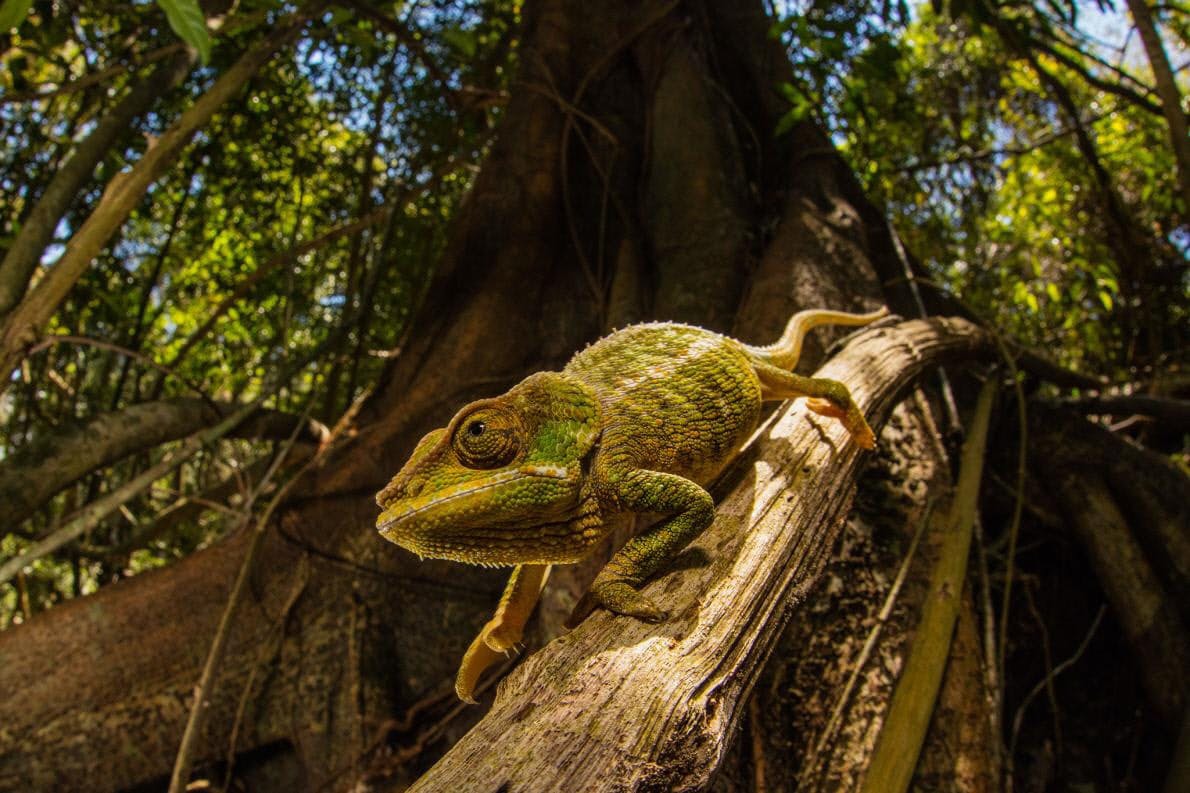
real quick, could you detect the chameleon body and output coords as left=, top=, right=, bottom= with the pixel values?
left=376, top=306, right=886, bottom=700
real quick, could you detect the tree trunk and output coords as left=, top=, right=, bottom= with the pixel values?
left=1124, top=0, right=1190, bottom=214
left=0, top=2, right=994, bottom=791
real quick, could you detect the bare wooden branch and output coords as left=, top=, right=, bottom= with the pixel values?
left=406, top=316, right=988, bottom=792
left=1050, top=392, right=1190, bottom=432
left=0, top=398, right=329, bottom=530
left=0, top=402, right=262, bottom=586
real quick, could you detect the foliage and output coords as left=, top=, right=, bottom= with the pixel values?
left=775, top=0, right=1187, bottom=379
left=157, top=0, right=212, bottom=63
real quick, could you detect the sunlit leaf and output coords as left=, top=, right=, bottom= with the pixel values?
left=0, top=0, right=32, bottom=30
left=156, top=0, right=211, bottom=63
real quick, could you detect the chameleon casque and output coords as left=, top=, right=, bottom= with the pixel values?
left=376, top=306, right=887, bottom=700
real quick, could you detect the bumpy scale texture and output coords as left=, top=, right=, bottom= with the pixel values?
left=375, top=308, right=885, bottom=700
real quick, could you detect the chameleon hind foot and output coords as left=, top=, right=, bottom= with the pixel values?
left=564, top=575, right=669, bottom=628
left=805, top=397, right=877, bottom=449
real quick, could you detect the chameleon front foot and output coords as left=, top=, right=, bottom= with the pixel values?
left=454, top=563, right=550, bottom=703
left=455, top=624, right=507, bottom=704
left=589, top=576, right=669, bottom=623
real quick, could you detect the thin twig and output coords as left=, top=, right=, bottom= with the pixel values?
left=1023, top=581, right=1063, bottom=770
left=221, top=554, right=310, bottom=790
left=1007, top=606, right=1107, bottom=784
left=0, top=43, right=188, bottom=105
left=26, top=334, right=215, bottom=405
left=973, top=514, right=1005, bottom=782
left=884, top=221, right=962, bottom=433
left=167, top=397, right=319, bottom=792
left=802, top=499, right=936, bottom=781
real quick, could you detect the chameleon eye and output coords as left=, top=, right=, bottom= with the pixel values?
left=451, top=407, right=520, bottom=469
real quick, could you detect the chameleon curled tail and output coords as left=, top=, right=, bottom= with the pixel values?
left=742, top=306, right=889, bottom=450
left=745, top=306, right=890, bottom=370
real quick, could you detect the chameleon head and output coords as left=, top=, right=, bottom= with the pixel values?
left=375, top=372, right=605, bottom=566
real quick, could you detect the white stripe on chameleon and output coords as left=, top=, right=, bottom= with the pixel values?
left=378, top=464, right=578, bottom=531
left=520, top=464, right=571, bottom=479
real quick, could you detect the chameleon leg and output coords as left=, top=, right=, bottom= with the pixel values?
left=753, top=361, right=877, bottom=449
left=588, top=469, right=714, bottom=623
left=455, top=563, right=551, bottom=703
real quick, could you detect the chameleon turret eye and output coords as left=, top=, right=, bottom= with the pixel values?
left=451, top=407, right=520, bottom=469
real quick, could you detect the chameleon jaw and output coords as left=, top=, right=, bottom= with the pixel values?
left=380, top=517, right=603, bottom=567
left=376, top=469, right=604, bottom=567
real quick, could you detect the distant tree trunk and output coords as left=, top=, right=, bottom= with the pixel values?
left=1124, top=0, right=1190, bottom=213
left=0, top=2, right=995, bottom=791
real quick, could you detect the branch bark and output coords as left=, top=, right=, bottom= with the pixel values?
left=1029, top=405, right=1190, bottom=728
left=0, top=397, right=329, bottom=530
left=0, top=401, right=264, bottom=586
left=405, top=316, right=988, bottom=793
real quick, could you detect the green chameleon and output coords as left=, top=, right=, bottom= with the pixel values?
left=376, top=306, right=886, bottom=700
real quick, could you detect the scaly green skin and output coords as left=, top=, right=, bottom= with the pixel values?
left=376, top=307, right=886, bottom=700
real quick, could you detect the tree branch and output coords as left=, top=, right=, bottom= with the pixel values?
left=0, top=398, right=329, bottom=530
left=1051, top=392, right=1190, bottom=432
left=0, top=402, right=265, bottom=586
left=0, top=2, right=326, bottom=394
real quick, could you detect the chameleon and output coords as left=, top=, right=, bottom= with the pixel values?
left=376, top=306, right=887, bottom=701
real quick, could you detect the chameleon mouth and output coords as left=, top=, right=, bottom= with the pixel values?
left=375, top=470, right=525, bottom=536
left=395, top=514, right=601, bottom=566
left=375, top=466, right=597, bottom=565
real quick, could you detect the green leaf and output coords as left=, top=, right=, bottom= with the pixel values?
left=156, top=0, right=211, bottom=64
left=774, top=110, right=798, bottom=138
left=442, top=27, right=477, bottom=58
left=0, top=0, right=33, bottom=30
